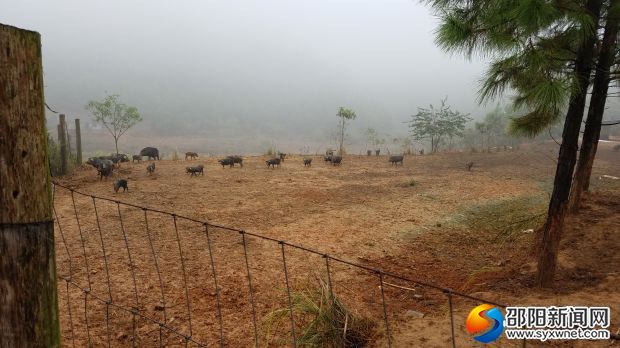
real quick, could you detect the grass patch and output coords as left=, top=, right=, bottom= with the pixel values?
left=262, top=279, right=376, bottom=347
left=400, top=178, right=417, bottom=187
left=460, top=265, right=504, bottom=291
left=534, top=178, right=553, bottom=196
left=587, top=174, right=620, bottom=191
left=450, top=195, right=547, bottom=242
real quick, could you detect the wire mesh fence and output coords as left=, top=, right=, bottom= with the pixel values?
left=51, top=181, right=518, bottom=347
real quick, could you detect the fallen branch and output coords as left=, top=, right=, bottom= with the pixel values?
left=381, top=281, right=418, bottom=293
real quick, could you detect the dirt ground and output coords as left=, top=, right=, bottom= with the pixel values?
left=51, top=141, right=620, bottom=347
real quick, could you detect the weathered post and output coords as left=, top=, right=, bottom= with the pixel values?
left=56, top=124, right=62, bottom=175
left=65, top=125, right=71, bottom=156
left=0, top=23, right=61, bottom=347
left=58, top=114, right=67, bottom=174
left=75, top=118, right=82, bottom=164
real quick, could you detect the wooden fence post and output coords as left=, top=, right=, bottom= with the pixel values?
left=58, top=114, right=67, bottom=174
left=0, top=23, right=61, bottom=347
left=75, top=118, right=82, bottom=164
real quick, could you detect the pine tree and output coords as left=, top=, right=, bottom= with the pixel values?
left=426, top=0, right=604, bottom=286
left=570, top=0, right=620, bottom=212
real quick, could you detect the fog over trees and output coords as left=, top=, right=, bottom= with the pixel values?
left=0, top=1, right=535, bottom=153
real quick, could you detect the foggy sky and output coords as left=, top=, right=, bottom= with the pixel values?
left=1, top=0, right=493, bottom=145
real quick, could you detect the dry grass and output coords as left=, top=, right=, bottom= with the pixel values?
left=262, top=278, right=376, bottom=347
left=399, top=178, right=417, bottom=187
left=449, top=195, right=547, bottom=240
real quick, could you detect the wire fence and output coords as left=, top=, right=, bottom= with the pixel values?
left=51, top=181, right=518, bottom=347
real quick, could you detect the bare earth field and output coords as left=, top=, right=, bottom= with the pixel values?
left=51, top=141, right=620, bottom=347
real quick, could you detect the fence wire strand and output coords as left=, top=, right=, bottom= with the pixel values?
left=446, top=289, right=456, bottom=348
left=70, top=190, right=91, bottom=290
left=143, top=209, right=167, bottom=347
left=172, top=215, right=193, bottom=343
left=378, top=272, right=392, bottom=347
left=240, top=231, right=259, bottom=348
left=83, top=291, right=92, bottom=347
left=91, top=196, right=114, bottom=348
left=62, top=277, right=207, bottom=347
left=205, top=223, right=225, bottom=347
left=52, top=184, right=73, bottom=280
left=323, top=255, right=335, bottom=303
left=51, top=181, right=514, bottom=347
left=280, top=242, right=298, bottom=347
left=65, top=280, right=76, bottom=348
left=117, top=203, right=140, bottom=347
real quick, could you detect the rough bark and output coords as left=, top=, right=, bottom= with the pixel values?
left=0, top=23, right=60, bottom=347
left=536, top=0, right=603, bottom=287
left=569, top=0, right=620, bottom=213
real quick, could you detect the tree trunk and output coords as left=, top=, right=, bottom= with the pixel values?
left=536, top=0, right=603, bottom=287
left=569, top=0, right=620, bottom=213
left=0, top=23, right=61, bottom=347
left=75, top=118, right=82, bottom=164
left=339, top=117, right=345, bottom=155
left=114, top=136, right=119, bottom=155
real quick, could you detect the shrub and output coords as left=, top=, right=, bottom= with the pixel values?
left=262, top=279, right=375, bottom=347
left=171, top=149, right=180, bottom=161
left=47, top=133, right=78, bottom=177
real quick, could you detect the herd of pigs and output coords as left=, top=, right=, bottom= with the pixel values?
left=85, top=146, right=405, bottom=192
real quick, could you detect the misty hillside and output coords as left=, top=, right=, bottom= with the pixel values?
left=0, top=0, right=495, bottom=152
